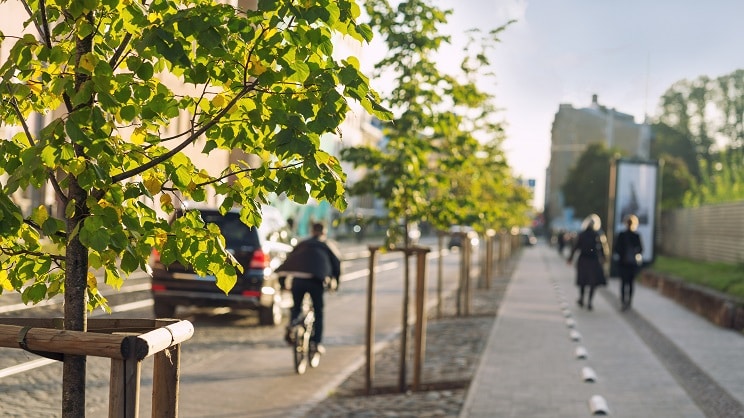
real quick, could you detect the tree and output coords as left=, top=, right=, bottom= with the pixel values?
left=342, top=0, right=524, bottom=242
left=561, top=143, right=617, bottom=223
left=658, top=78, right=714, bottom=172
left=650, top=122, right=701, bottom=181
left=0, top=0, right=388, bottom=415
left=683, top=148, right=744, bottom=206
left=341, top=0, right=452, bottom=246
left=658, top=154, right=695, bottom=210
left=654, top=69, right=744, bottom=206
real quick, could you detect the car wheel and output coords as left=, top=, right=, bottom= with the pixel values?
left=258, top=301, right=282, bottom=326
left=154, top=301, right=176, bottom=318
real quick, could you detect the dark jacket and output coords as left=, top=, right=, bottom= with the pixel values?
left=276, top=236, right=341, bottom=281
left=614, top=229, right=643, bottom=273
left=568, top=228, right=608, bottom=287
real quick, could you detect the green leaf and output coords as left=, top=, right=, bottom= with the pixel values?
left=126, top=55, right=142, bottom=72
left=173, top=166, right=192, bottom=188
left=87, top=229, right=110, bottom=252
left=65, top=119, right=87, bottom=142
left=198, top=28, right=221, bottom=50
left=136, top=62, right=154, bottom=81
left=357, top=24, right=373, bottom=42
left=257, top=0, right=279, bottom=12
left=71, top=80, right=95, bottom=107
left=23, top=283, right=47, bottom=304
left=214, top=264, right=237, bottom=294
left=319, top=39, right=333, bottom=56
left=42, top=218, right=65, bottom=237
left=78, top=20, right=96, bottom=38
left=0, top=194, right=23, bottom=232
left=105, top=266, right=124, bottom=290
left=40, top=146, right=59, bottom=168
left=120, top=105, right=137, bottom=121
left=120, top=249, right=140, bottom=275
left=288, top=61, right=310, bottom=83
left=30, top=205, right=49, bottom=227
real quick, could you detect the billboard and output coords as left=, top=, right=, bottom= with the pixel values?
left=609, top=159, right=659, bottom=270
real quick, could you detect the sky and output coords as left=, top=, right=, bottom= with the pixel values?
left=368, top=0, right=744, bottom=211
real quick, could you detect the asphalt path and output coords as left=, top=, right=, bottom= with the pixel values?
left=0, top=239, right=469, bottom=417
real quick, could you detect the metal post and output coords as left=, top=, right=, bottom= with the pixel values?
left=365, top=247, right=377, bottom=395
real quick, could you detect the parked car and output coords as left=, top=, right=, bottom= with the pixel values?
left=386, top=221, right=422, bottom=246
left=447, top=225, right=479, bottom=249
left=520, top=227, right=538, bottom=246
left=149, top=205, right=293, bottom=325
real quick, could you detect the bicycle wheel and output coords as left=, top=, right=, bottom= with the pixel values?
left=309, top=344, right=320, bottom=368
left=306, top=311, right=320, bottom=368
left=293, top=324, right=309, bottom=374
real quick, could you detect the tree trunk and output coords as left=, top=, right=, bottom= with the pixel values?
left=59, top=12, right=95, bottom=417
left=63, top=177, right=89, bottom=417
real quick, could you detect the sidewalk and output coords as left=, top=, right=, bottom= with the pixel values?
left=460, top=243, right=744, bottom=417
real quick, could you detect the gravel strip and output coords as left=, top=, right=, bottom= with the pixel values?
left=307, top=256, right=517, bottom=417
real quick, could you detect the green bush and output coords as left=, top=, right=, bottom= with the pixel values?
left=651, top=256, right=744, bottom=300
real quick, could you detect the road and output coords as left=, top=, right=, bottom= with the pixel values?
left=0, top=239, right=469, bottom=417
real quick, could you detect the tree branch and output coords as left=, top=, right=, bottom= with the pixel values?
left=0, top=247, right=66, bottom=263
left=24, top=219, right=68, bottom=240
left=19, top=0, right=49, bottom=47
left=110, top=79, right=259, bottom=184
left=160, top=160, right=303, bottom=191
left=109, top=0, right=151, bottom=69
left=38, top=0, right=53, bottom=47
left=5, top=90, right=69, bottom=205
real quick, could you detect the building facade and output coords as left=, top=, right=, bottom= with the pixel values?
left=545, top=95, right=651, bottom=230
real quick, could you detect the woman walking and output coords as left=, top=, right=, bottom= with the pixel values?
left=613, top=214, right=643, bottom=311
left=567, top=214, right=609, bottom=310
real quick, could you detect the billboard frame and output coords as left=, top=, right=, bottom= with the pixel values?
left=608, top=158, right=660, bottom=275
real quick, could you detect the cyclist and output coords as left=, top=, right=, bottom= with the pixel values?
left=276, top=222, right=340, bottom=354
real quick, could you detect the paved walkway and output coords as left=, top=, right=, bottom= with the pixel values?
left=460, top=243, right=744, bottom=418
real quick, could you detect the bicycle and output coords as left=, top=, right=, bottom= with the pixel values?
left=281, top=275, right=335, bottom=375
left=287, top=296, right=320, bottom=375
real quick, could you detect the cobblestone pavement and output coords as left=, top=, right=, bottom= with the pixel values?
left=307, top=256, right=517, bottom=418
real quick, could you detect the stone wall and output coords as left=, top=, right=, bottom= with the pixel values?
left=641, top=270, right=744, bottom=332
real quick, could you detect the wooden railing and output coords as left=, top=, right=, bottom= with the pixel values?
left=0, top=318, right=194, bottom=418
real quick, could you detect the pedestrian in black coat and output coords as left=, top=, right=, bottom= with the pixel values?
left=613, top=214, right=643, bottom=311
left=567, top=214, right=609, bottom=310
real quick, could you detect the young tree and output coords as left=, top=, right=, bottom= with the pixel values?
left=341, top=0, right=451, bottom=246
left=561, top=143, right=618, bottom=222
left=0, top=0, right=387, bottom=415
left=342, top=0, right=524, bottom=243
left=427, top=27, right=530, bottom=233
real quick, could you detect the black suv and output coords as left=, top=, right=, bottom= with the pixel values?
left=149, top=207, right=293, bottom=325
